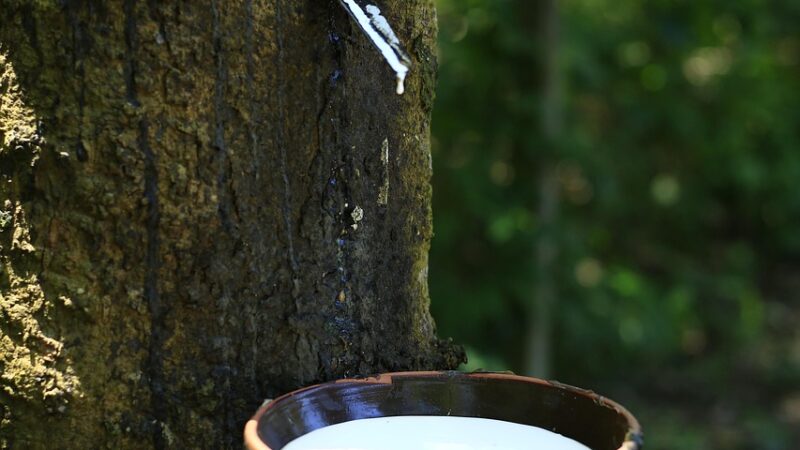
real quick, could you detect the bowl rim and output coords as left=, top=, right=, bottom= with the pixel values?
left=243, top=370, right=643, bottom=450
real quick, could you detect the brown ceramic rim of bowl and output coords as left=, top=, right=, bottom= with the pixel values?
left=243, top=371, right=643, bottom=450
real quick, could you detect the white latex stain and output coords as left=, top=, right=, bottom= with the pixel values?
left=341, top=0, right=410, bottom=94
left=351, top=205, right=364, bottom=230
left=282, top=416, right=591, bottom=450
left=365, top=5, right=405, bottom=57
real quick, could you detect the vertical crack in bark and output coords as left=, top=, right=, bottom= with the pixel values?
left=322, top=7, right=359, bottom=375
left=315, top=15, right=339, bottom=291
left=125, top=1, right=164, bottom=447
left=139, top=119, right=165, bottom=450
left=275, top=0, right=299, bottom=275
left=210, top=0, right=235, bottom=440
left=212, top=0, right=233, bottom=234
left=243, top=0, right=263, bottom=400
left=19, top=5, right=44, bottom=75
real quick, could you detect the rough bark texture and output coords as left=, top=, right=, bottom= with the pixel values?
left=0, top=1, right=463, bottom=447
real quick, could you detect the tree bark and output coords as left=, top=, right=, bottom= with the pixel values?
left=0, top=1, right=463, bottom=447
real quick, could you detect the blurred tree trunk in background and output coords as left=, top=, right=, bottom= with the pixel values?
left=525, top=0, right=562, bottom=379
left=0, top=1, right=462, bottom=448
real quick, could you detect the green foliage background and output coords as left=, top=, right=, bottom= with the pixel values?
left=429, top=0, right=800, bottom=448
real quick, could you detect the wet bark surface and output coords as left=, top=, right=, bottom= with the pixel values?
left=0, top=1, right=463, bottom=447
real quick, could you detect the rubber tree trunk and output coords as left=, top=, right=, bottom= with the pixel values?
left=0, top=1, right=463, bottom=448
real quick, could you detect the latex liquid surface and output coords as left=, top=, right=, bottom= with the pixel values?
left=281, top=415, right=592, bottom=450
